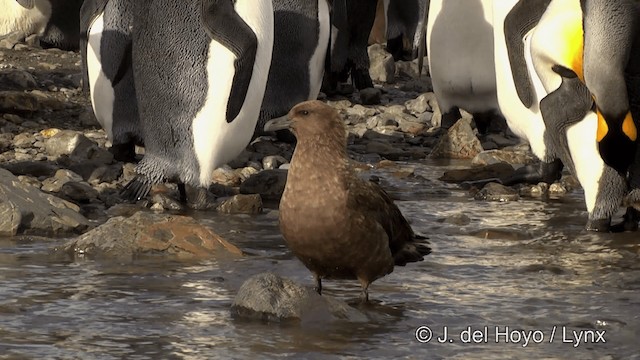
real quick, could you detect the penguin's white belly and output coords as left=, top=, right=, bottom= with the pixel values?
left=192, top=0, right=274, bottom=187
left=0, top=0, right=51, bottom=36
left=308, top=0, right=330, bottom=100
left=86, top=14, right=116, bottom=142
left=494, top=28, right=548, bottom=160
left=427, top=0, right=497, bottom=113
left=566, top=113, right=604, bottom=213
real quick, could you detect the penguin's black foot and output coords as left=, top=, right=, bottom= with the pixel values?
left=109, top=142, right=138, bottom=163
left=121, top=175, right=153, bottom=202
left=585, top=217, right=611, bottom=232
left=351, top=68, right=374, bottom=90
left=609, top=207, right=640, bottom=232
left=502, top=159, right=563, bottom=186
left=178, top=184, right=214, bottom=210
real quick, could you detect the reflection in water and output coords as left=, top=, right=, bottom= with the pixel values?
left=1, top=160, right=639, bottom=359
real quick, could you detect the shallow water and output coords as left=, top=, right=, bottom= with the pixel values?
left=1, top=160, right=639, bottom=359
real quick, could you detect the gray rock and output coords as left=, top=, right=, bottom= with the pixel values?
left=405, top=93, right=435, bottom=115
left=0, top=168, right=89, bottom=236
left=0, top=202, right=21, bottom=237
left=474, top=182, right=520, bottom=202
left=0, top=91, right=40, bottom=112
left=45, top=130, right=113, bottom=163
left=549, top=183, right=567, bottom=195
left=150, top=193, right=184, bottom=211
left=217, top=194, right=263, bottom=215
left=395, top=59, right=429, bottom=78
left=1, top=70, right=38, bottom=91
left=519, top=182, right=549, bottom=198
left=239, top=169, right=288, bottom=201
left=359, top=87, right=382, bottom=105
left=62, top=211, right=244, bottom=261
left=367, top=44, right=395, bottom=84
left=440, top=163, right=515, bottom=183
left=41, top=169, right=83, bottom=193
left=345, top=104, right=377, bottom=118
left=87, top=164, right=123, bottom=184
left=472, top=149, right=538, bottom=166
left=443, top=213, right=471, bottom=226
left=262, top=155, right=288, bottom=170
left=231, top=273, right=366, bottom=324
left=211, top=165, right=242, bottom=187
left=59, top=181, right=99, bottom=204
left=430, top=118, right=484, bottom=159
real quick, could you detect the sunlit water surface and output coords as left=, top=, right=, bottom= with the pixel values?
left=1, top=160, right=639, bottom=359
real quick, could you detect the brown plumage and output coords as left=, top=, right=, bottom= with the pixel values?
left=265, top=100, right=431, bottom=302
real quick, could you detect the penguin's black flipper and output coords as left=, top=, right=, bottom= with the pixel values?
left=504, top=0, right=551, bottom=108
left=15, top=0, right=35, bottom=9
left=121, top=175, right=153, bottom=202
left=201, top=0, right=257, bottom=123
left=79, top=0, right=110, bottom=92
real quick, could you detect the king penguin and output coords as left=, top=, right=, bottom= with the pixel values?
left=0, top=0, right=83, bottom=50
left=81, top=0, right=141, bottom=163
left=495, top=0, right=640, bottom=231
left=384, top=0, right=428, bottom=61
left=256, top=0, right=330, bottom=138
left=121, top=0, right=274, bottom=207
left=425, top=0, right=501, bottom=130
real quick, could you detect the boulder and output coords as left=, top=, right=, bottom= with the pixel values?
left=231, top=273, right=366, bottom=324
left=430, top=118, right=483, bottom=159
left=63, top=211, right=243, bottom=261
left=0, top=168, right=89, bottom=236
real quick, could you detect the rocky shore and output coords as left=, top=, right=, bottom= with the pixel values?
left=0, top=41, right=577, bottom=259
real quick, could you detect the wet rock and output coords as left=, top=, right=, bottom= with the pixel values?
left=41, top=169, right=83, bottom=192
left=0, top=168, right=89, bottom=236
left=63, top=211, right=243, bottom=261
left=211, top=165, right=242, bottom=187
left=395, top=59, right=428, bottom=78
left=239, top=169, right=288, bottom=201
left=359, top=87, right=382, bottom=105
left=549, top=183, right=567, bottom=195
left=87, top=164, right=123, bottom=184
left=440, top=163, right=515, bottom=183
left=59, top=182, right=99, bottom=203
left=217, top=194, right=263, bottom=215
left=519, top=182, right=549, bottom=198
left=231, top=273, right=366, bottom=324
left=45, top=130, right=113, bottom=163
left=262, top=155, right=288, bottom=170
left=443, top=213, right=471, bottom=226
left=0, top=91, right=40, bottom=112
left=0, top=32, right=24, bottom=49
left=430, top=118, right=483, bottom=159
left=234, top=166, right=260, bottom=182
left=0, top=70, right=38, bottom=90
left=474, top=182, right=519, bottom=202
left=150, top=193, right=184, bottom=211
left=1, top=161, right=60, bottom=178
left=405, top=93, right=436, bottom=115
left=472, top=149, right=538, bottom=166
left=368, top=44, right=395, bottom=83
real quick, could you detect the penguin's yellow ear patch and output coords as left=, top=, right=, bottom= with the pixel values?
left=622, top=112, right=637, bottom=141
left=596, top=111, right=609, bottom=142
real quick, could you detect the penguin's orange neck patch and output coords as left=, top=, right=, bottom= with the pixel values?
left=622, top=112, right=637, bottom=141
left=562, top=16, right=584, bottom=81
left=596, top=111, right=609, bottom=142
